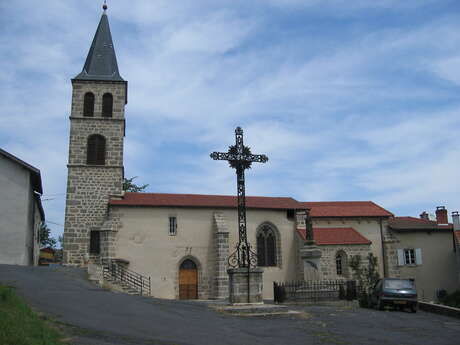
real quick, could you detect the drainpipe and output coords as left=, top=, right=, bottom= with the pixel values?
left=379, top=217, right=387, bottom=278
left=31, top=193, right=37, bottom=266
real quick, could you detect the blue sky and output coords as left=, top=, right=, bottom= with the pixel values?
left=1, top=0, right=459, bottom=240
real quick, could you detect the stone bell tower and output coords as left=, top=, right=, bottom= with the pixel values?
left=63, top=5, right=127, bottom=265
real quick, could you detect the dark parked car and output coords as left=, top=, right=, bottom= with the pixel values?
left=370, top=278, right=417, bottom=312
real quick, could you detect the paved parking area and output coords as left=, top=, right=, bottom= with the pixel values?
left=1, top=264, right=459, bottom=345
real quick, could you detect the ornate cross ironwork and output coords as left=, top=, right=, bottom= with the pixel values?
left=210, top=127, right=268, bottom=268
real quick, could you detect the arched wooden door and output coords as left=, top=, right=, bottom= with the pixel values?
left=179, top=259, right=198, bottom=300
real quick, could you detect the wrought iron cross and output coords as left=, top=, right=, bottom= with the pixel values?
left=210, top=127, right=268, bottom=268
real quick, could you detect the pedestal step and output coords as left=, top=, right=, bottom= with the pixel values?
left=212, top=303, right=298, bottom=316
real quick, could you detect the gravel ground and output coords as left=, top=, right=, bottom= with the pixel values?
left=1, top=264, right=459, bottom=345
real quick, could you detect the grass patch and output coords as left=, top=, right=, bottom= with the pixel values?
left=0, top=284, right=65, bottom=345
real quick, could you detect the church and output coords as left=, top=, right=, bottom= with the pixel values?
left=63, top=7, right=411, bottom=300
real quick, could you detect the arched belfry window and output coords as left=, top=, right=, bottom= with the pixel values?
left=336, top=251, right=348, bottom=277
left=257, top=224, right=278, bottom=267
left=102, top=93, right=113, bottom=117
left=83, top=92, right=95, bottom=117
left=87, top=134, right=106, bottom=165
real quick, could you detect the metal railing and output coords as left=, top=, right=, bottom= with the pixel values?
left=274, top=280, right=357, bottom=303
left=102, top=259, right=151, bottom=296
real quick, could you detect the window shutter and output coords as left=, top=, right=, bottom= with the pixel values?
left=415, top=248, right=422, bottom=265
left=397, top=249, right=404, bottom=266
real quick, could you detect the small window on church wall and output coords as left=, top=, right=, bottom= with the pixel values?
left=102, top=93, right=113, bottom=117
left=169, top=217, right=177, bottom=236
left=336, top=254, right=343, bottom=275
left=257, top=224, right=277, bottom=267
left=87, top=134, right=106, bottom=165
left=335, top=251, right=347, bottom=277
left=90, top=231, right=100, bottom=254
left=83, top=92, right=95, bottom=117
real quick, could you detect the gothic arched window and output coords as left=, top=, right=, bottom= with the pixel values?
left=336, top=251, right=348, bottom=277
left=87, top=134, right=106, bottom=165
left=102, top=93, right=113, bottom=117
left=83, top=92, right=95, bottom=117
left=257, top=224, right=278, bottom=267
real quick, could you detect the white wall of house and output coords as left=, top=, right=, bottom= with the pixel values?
left=0, top=156, right=36, bottom=265
left=392, top=231, right=458, bottom=302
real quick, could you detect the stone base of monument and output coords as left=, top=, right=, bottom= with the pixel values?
left=227, top=267, right=263, bottom=304
left=300, top=244, right=322, bottom=281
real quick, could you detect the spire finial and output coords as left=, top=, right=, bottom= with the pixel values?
left=103, top=1, right=108, bottom=12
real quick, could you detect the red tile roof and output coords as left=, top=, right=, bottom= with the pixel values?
left=301, top=201, right=393, bottom=218
left=388, top=217, right=453, bottom=231
left=297, top=227, right=372, bottom=245
left=110, top=193, right=393, bottom=218
left=110, top=192, right=301, bottom=210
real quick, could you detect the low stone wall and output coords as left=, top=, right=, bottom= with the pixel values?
left=418, top=302, right=460, bottom=319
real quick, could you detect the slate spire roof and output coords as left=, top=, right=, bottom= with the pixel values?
left=74, top=9, right=124, bottom=82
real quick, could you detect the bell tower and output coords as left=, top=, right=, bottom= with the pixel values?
left=63, top=5, right=127, bottom=264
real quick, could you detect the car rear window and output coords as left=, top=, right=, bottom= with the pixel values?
left=384, top=279, right=414, bottom=289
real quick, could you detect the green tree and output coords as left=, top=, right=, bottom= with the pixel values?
left=122, top=176, right=149, bottom=192
left=39, top=223, right=57, bottom=248
left=349, top=253, right=380, bottom=307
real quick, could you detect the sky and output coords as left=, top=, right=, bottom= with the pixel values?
left=1, top=0, right=459, bottom=240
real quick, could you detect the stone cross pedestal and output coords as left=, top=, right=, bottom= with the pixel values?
left=300, top=244, right=322, bottom=281
left=228, top=268, right=264, bottom=304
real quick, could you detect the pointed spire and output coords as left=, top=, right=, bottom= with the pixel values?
left=74, top=5, right=124, bottom=82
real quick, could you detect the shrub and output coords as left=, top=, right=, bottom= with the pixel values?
left=349, top=253, right=380, bottom=308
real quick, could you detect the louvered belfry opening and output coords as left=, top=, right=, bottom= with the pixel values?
left=102, top=93, right=113, bottom=117
left=83, top=92, right=95, bottom=117
left=257, top=224, right=276, bottom=266
left=87, top=134, right=106, bottom=165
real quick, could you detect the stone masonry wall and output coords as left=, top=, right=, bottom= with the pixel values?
left=319, top=244, right=371, bottom=280
left=212, top=212, right=229, bottom=299
left=63, top=80, right=126, bottom=265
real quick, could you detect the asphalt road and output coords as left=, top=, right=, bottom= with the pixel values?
left=1, top=264, right=459, bottom=345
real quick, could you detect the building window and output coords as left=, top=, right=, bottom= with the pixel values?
left=102, top=93, right=113, bottom=117
left=397, top=248, right=422, bottom=266
left=90, top=231, right=100, bottom=254
left=335, top=251, right=348, bottom=277
left=87, top=134, right=106, bottom=165
left=83, top=92, right=95, bottom=117
left=404, top=249, right=415, bottom=265
left=257, top=224, right=277, bottom=267
left=169, top=217, right=177, bottom=236
left=336, top=254, right=343, bottom=275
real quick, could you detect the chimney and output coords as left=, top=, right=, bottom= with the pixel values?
left=452, top=211, right=460, bottom=231
left=419, top=211, right=429, bottom=220
left=435, top=206, right=448, bottom=225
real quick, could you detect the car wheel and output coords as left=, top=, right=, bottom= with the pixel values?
left=378, top=299, right=384, bottom=311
